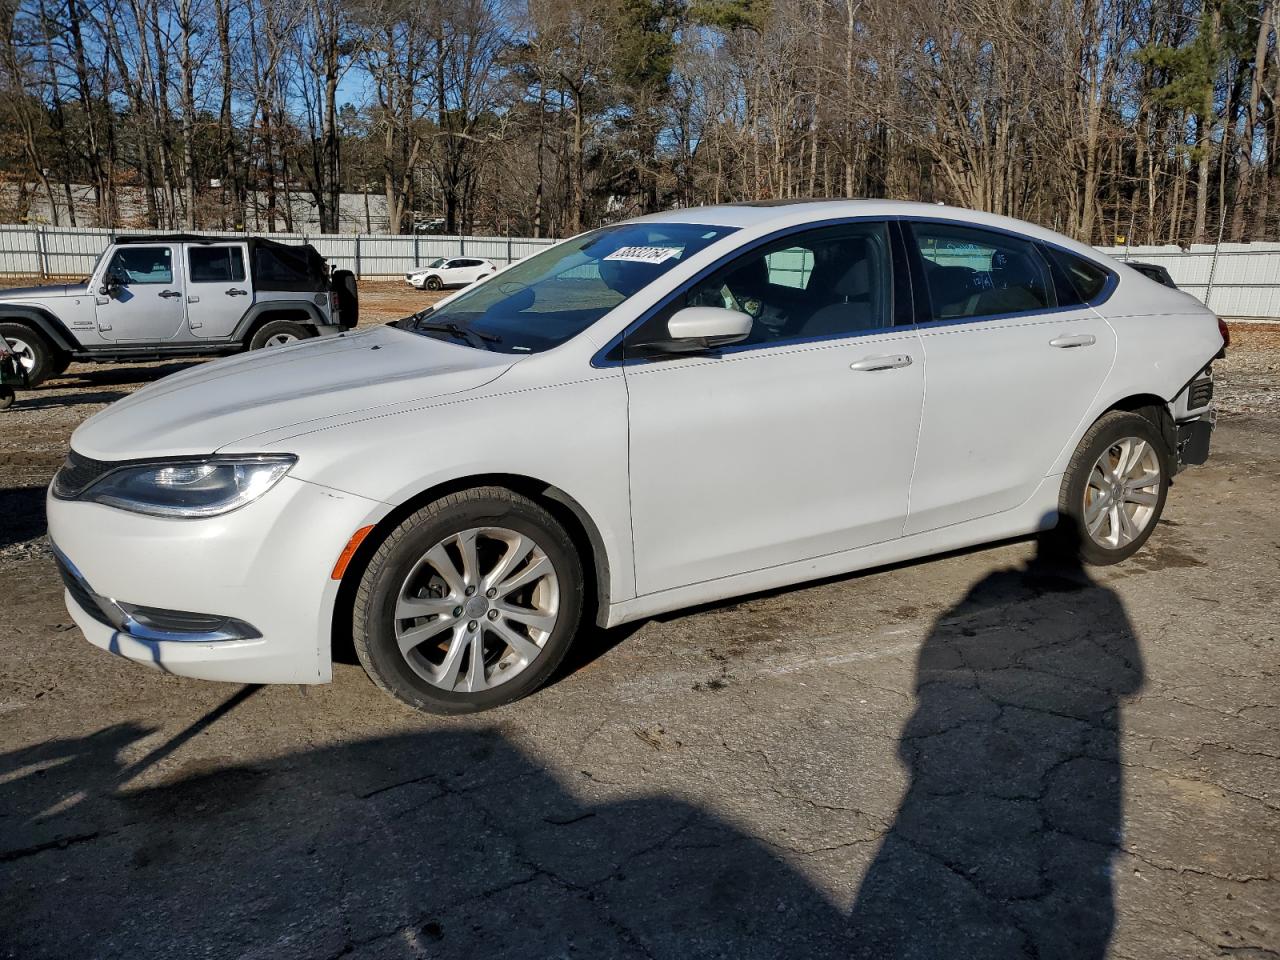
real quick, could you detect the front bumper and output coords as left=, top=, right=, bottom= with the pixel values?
left=47, top=476, right=386, bottom=684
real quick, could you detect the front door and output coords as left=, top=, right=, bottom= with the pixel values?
left=94, top=244, right=185, bottom=342
left=901, top=220, right=1118, bottom=534
left=624, top=221, right=926, bottom=596
left=186, top=243, right=253, bottom=339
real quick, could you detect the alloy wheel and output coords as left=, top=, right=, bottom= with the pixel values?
left=264, top=333, right=299, bottom=347
left=1083, top=437, right=1162, bottom=549
left=393, top=526, right=560, bottom=693
left=4, top=336, right=35, bottom=373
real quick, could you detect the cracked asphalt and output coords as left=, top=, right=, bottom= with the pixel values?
left=1, top=322, right=1278, bottom=958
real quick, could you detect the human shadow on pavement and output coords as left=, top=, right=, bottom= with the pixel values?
left=848, top=546, right=1145, bottom=959
left=1, top=549, right=1143, bottom=960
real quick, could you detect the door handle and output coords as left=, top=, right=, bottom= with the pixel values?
left=225, top=288, right=248, bottom=296
left=850, top=354, right=913, bottom=372
left=158, top=289, right=182, bottom=299
left=1049, top=334, right=1096, bottom=348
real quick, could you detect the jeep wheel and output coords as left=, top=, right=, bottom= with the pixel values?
left=0, top=322, right=57, bottom=386
left=425, top=276, right=443, bottom=290
left=249, top=320, right=313, bottom=350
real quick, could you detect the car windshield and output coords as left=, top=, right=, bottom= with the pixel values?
left=426, top=258, right=447, bottom=269
left=405, top=222, right=737, bottom=353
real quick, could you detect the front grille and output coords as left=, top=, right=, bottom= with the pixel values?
left=1188, top=377, right=1214, bottom=409
left=51, top=449, right=118, bottom=499
left=54, top=552, right=114, bottom=628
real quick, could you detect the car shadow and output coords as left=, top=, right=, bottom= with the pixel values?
left=0, top=485, right=47, bottom=549
left=1, top=545, right=1143, bottom=959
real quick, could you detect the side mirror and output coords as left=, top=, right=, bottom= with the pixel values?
left=652, top=306, right=752, bottom=353
left=99, top=274, right=123, bottom=298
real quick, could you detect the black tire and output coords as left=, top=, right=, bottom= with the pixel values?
left=353, top=487, right=585, bottom=714
left=49, top=351, right=73, bottom=378
left=0, top=322, right=56, bottom=386
left=1050, top=409, right=1170, bottom=565
left=248, top=319, right=313, bottom=350
left=0, top=387, right=13, bottom=410
left=425, top=275, right=442, bottom=290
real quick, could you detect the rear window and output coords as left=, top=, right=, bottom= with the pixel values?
left=1046, top=248, right=1111, bottom=304
left=189, top=246, right=245, bottom=283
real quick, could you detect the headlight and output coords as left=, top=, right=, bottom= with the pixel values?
left=76, top=455, right=296, bottom=518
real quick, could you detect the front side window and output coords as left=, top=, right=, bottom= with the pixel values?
left=406, top=222, right=738, bottom=353
left=629, top=221, right=893, bottom=353
left=910, top=223, right=1054, bottom=321
left=188, top=246, right=246, bottom=284
left=106, top=246, right=173, bottom=285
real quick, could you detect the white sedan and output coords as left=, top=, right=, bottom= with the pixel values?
left=48, top=201, right=1223, bottom=713
left=405, top=257, right=495, bottom=290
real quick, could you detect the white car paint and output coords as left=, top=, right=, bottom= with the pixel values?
left=405, top=258, right=496, bottom=289
left=47, top=200, right=1223, bottom=687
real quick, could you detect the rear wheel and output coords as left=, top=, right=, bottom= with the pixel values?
left=0, top=322, right=56, bottom=386
left=1052, top=410, right=1169, bottom=565
left=248, top=319, right=312, bottom=350
left=352, top=487, right=584, bottom=713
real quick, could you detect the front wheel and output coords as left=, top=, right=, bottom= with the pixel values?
left=0, top=322, right=56, bottom=386
left=425, top=276, right=443, bottom=291
left=1052, top=410, right=1169, bottom=565
left=352, top=487, right=585, bottom=713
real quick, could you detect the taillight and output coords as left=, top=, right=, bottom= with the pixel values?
left=1217, top=317, right=1230, bottom=353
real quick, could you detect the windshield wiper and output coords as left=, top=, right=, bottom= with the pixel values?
left=415, top=319, right=502, bottom=348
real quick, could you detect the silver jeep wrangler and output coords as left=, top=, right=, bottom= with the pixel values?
left=0, top=235, right=358, bottom=385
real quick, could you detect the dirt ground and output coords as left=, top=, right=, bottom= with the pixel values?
left=0, top=284, right=1277, bottom=959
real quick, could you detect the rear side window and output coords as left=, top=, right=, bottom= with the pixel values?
left=909, top=223, right=1054, bottom=321
left=1045, top=247, right=1112, bottom=303
left=106, top=246, right=173, bottom=285
left=188, top=247, right=246, bottom=284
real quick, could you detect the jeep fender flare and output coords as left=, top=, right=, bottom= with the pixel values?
left=233, top=301, right=330, bottom=342
left=0, top=306, right=78, bottom=353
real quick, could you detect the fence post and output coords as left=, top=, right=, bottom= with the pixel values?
left=35, top=225, right=48, bottom=280
left=414, top=234, right=420, bottom=269
left=354, top=234, right=362, bottom=280
left=507, top=235, right=513, bottom=265
left=459, top=234, right=465, bottom=258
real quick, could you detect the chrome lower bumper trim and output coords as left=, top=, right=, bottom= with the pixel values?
left=52, top=542, right=260, bottom=643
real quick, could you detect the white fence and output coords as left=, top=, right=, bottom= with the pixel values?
left=0, top=225, right=558, bottom=282
left=2, top=224, right=1279, bottom=319
left=1096, top=243, right=1280, bottom=320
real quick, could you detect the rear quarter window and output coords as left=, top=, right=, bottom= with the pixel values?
left=1045, top=247, right=1111, bottom=304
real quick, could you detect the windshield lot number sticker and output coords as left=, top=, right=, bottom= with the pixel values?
left=604, top=246, right=682, bottom=264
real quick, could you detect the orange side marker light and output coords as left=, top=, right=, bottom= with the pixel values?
left=332, top=525, right=376, bottom=580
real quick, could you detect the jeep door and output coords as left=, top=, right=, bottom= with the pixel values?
left=185, top=243, right=253, bottom=339
left=94, top=245, right=185, bottom=341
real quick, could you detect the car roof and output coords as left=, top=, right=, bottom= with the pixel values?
left=629, top=199, right=1104, bottom=260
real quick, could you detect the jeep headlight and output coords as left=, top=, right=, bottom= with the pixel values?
left=77, top=455, right=296, bottom=518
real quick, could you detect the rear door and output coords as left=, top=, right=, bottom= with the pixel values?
left=902, top=220, right=1117, bottom=535
left=186, top=243, right=253, bottom=339
left=94, top=244, right=185, bottom=342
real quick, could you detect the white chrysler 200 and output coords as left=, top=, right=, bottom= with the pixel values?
left=48, top=201, right=1224, bottom=713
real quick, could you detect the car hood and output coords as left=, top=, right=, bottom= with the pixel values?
left=0, top=282, right=87, bottom=300
left=70, top=325, right=519, bottom=460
